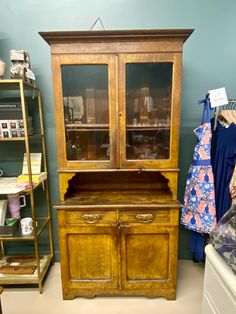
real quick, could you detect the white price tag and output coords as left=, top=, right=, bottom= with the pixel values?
left=10, top=50, right=24, bottom=61
left=208, top=87, right=228, bottom=108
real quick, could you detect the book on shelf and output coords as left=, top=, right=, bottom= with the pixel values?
left=17, top=172, right=47, bottom=185
left=22, top=153, right=42, bottom=175
left=0, top=99, right=22, bottom=120
left=0, top=99, right=22, bottom=112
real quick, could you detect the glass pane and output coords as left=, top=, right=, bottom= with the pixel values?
left=66, top=130, right=109, bottom=161
left=126, top=129, right=170, bottom=160
left=126, top=63, right=172, bottom=160
left=61, top=65, right=109, bottom=161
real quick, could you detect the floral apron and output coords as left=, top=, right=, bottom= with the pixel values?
left=181, top=96, right=217, bottom=234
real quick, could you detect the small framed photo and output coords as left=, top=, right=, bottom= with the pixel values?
left=3, top=131, right=10, bottom=138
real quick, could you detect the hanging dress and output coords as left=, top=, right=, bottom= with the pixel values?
left=181, top=97, right=217, bottom=234
left=211, top=120, right=236, bottom=221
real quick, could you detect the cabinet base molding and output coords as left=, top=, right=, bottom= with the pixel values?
left=62, top=288, right=176, bottom=301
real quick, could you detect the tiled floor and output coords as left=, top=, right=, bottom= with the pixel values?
left=1, top=260, right=205, bottom=314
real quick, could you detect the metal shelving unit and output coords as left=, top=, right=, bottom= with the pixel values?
left=0, top=79, right=54, bottom=293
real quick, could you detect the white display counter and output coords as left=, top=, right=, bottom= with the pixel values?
left=202, top=244, right=236, bottom=313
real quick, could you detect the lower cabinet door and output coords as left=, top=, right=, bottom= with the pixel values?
left=120, top=224, right=178, bottom=291
left=59, top=225, right=118, bottom=297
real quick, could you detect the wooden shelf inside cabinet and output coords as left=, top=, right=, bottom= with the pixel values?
left=66, top=124, right=109, bottom=131
left=65, top=190, right=176, bottom=206
left=0, top=217, right=50, bottom=241
left=126, top=124, right=171, bottom=131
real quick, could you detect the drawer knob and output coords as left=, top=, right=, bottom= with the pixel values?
left=136, top=214, right=153, bottom=223
left=83, top=214, right=100, bottom=224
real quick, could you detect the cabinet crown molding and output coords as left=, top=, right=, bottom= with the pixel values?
left=39, top=29, right=194, bottom=45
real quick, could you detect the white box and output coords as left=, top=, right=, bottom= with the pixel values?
left=0, top=200, right=7, bottom=226
left=202, top=244, right=236, bottom=314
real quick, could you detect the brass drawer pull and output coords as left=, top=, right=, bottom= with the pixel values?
left=82, top=214, right=101, bottom=224
left=136, top=214, right=153, bottom=223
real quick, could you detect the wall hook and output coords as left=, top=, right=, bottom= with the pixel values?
left=90, top=17, right=105, bottom=31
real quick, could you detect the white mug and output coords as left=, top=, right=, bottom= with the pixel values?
left=0, top=170, right=3, bottom=177
left=20, top=217, right=33, bottom=235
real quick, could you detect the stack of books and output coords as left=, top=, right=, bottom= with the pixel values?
left=22, top=153, right=41, bottom=175
left=17, top=172, right=47, bottom=185
left=17, top=153, right=47, bottom=185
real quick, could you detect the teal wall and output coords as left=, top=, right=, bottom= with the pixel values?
left=1, top=0, right=236, bottom=260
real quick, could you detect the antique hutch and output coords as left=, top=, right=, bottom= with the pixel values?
left=40, top=29, right=193, bottom=299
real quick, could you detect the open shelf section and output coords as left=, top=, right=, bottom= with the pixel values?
left=0, top=217, right=50, bottom=241
left=0, top=176, right=47, bottom=195
left=0, top=137, right=25, bottom=142
left=0, top=79, right=54, bottom=293
left=0, top=134, right=43, bottom=142
left=0, top=79, right=40, bottom=92
left=0, top=254, right=53, bottom=285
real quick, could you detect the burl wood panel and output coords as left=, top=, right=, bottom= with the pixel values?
left=125, top=233, right=169, bottom=280
left=68, top=234, right=113, bottom=280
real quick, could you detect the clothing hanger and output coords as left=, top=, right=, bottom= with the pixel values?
left=219, top=110, right=236, bottom=125
left=214, top=100, right=236, bottom=129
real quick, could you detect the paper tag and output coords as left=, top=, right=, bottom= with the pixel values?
left=10, top=50, right=24, bottom=61
left=209, top=87, right=228, bottom=108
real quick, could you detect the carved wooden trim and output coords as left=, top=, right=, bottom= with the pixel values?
left=59, top=172, right=76, bottom=201
left=160, top=172, right=178, bottom=200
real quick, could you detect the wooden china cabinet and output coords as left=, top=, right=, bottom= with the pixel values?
left=40, top=29, right=193, bottom=300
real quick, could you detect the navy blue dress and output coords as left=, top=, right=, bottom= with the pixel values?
left=211, top=121, right=236, bottom=221
left=190, top=120, right=236, bottom=262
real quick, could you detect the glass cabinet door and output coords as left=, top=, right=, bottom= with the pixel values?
left=53, top=55, right=117, bottom=170
left=119, top=54, right=181, bottom=169
left=62, top=64, right=110, bottom=161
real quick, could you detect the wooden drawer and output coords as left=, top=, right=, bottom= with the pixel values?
left=119, top=209, right=171, bottom=224
left=65, top=210, right=117, bottom=225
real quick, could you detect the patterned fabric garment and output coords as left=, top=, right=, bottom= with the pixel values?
left=181, top=101, right=217, bottom=234
left=211, top=204, right=236, bottom=274
left=229, top=166, right=236, bottom=206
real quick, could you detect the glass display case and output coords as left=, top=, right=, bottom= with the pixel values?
left=47, top=48, right=183, bottom=171
left=60, top=61, right=173, bottom=164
